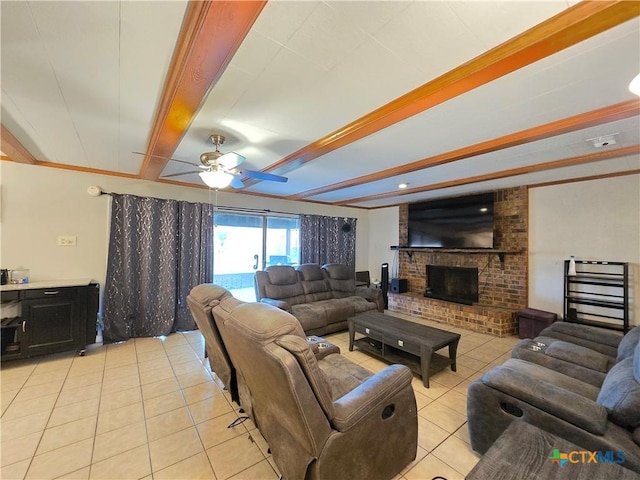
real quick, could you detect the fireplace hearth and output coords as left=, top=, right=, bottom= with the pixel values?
left=425, top=265, right=479, bottom=305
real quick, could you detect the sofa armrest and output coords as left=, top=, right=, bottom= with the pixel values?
left=331, top=364, right=413, bottom=431
left=483, top=366, right=608, bottom=435
left=260, top=298, right=292, bottom=313
left=545, top=340, right=611, bottom=372
left=541, top=322, right=623, bottom=348
left=355, top=286, right=384, bottom=312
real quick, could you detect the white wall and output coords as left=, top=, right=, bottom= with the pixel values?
left=528, top=174, right=640, bottom=326
left=367, top=207, right=399, bottom=282
left=0, top=161, right=371, bottom=289
left=7, top=161, right=637, bottom=326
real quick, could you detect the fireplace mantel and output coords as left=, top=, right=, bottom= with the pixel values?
left=390, top=246, right=523, bottom=268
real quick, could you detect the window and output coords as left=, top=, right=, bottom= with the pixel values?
left=213, top=212, right=300, bottom=301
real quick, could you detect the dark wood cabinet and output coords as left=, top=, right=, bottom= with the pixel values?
left=1, top=282, right=99, bottom=360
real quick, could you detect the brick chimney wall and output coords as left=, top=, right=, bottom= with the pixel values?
left=390, top=187, right=528, bottom=335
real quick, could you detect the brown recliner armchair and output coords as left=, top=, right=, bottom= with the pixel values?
left=212, top=299, right=418, bottom=480
left=186, top=284, right=253, bottom=418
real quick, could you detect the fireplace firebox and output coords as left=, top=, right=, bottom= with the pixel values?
left=425, top=265, right=479, bottom=305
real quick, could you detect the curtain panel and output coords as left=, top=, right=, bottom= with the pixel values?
left=300, top=215, right=356, bottom=268
left=102, top=194, right=213, bottom=342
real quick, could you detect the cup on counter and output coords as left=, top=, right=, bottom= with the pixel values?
left=10, top=269, right=29, bottom=284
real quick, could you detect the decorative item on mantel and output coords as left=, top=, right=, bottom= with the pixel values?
left=568, top=256, right=577, bottom=276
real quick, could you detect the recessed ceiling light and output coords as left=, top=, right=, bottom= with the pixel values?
left=398, top=183, right=408, bottom=189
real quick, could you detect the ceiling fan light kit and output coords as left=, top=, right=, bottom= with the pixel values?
left=199, top=170, right=234, bottom=189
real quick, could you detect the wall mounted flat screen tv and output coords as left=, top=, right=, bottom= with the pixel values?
left=408, top=192, right=494, bottom=248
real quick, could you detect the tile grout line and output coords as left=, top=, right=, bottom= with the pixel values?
left=85, top=346, right=107, bottom=480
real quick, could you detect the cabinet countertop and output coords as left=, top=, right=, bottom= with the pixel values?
left=1, top=279, right=94, bottom=292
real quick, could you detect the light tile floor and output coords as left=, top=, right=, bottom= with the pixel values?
left=1, top=313, right=520, bottom=480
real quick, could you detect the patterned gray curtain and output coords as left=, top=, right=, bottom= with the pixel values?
left=175, top=201, right=214, bottom=330
left=102, top=194, right=213, bottom=342
left=300, top=215, right=356, bottom=267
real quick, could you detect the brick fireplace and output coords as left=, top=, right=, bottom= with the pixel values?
left=388, top=186, right=528, bottom=337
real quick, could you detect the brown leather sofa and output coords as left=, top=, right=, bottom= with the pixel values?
left=254, top=263, right=383, bottom=336
left=212, top=294, right=418, bottom=480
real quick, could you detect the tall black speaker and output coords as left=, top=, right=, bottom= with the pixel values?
left=381, top=263, right=389, bottom=309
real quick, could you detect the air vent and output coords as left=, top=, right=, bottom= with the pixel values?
left=586, top=133, right=618, bottom=148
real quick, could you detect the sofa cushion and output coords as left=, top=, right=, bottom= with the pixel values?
left=317, top=353, right=373, bottom=399
left=312, top=299, right=355, bottom=325
left=539, top=322, right=622, bottom=358
left=298, top=263, right=325, bottom=281
left=276, top=334, right=335, bottom=420
left=496, top=359, right=601, bottom=399
left=482, top=363, right=608, bottom=435
left=617, top=326, right=640, bottom=362
left=188, top=283, right=232, bottom=307
left=291, top=303, right=329, bottom=333
left=225, top=302, right=306, bottom=343
left=267, top=265, right=299, bottom=285
left=297, top=264, right=333, bottom=302
left=545, top=340, right=612, bottom=373
left=332, top=296, right=378, bottom=314
left=322, top=263, right=357, bottom=296
left=597, top=342, right=640, bottom=429
left=261, top=266, right=307, bottom=305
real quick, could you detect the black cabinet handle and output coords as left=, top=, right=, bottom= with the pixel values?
left=44, top=291, right=59, bottom=295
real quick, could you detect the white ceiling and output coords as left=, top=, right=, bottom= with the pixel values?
left=2, top=1, right=639, bottom=209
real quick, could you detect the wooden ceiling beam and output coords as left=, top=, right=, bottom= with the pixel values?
left=290, top=99, right=640, bottom=201
left=529, top=169, right=640, bottom=190
left=0, top=124, right=37, bottom=164
left=335, top=144, right=640, bottom=206
left=246, top=0, right=639, bottom=186
left=139, top=1, right=267, bottom=180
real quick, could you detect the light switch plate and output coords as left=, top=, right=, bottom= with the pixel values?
left=58, top=235, right=77, bottom=246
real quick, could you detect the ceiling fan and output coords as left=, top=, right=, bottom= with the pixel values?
left=158, top=134, right=288, bottom=189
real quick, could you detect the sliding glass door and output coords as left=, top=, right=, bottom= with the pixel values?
left=213, top=212, right=300, bottom=301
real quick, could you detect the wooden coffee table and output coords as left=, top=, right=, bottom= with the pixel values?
left=348, top=311, right=460, bottom=387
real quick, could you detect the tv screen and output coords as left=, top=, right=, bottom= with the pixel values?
left=408, top=193, right=494, bottom=248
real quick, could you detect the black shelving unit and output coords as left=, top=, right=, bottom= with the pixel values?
left=564, top=260, right=629, bottom=333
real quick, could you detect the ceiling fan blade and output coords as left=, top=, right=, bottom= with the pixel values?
left=230, top=176, right=245, bottom=189
left=218, top=151, right=246, bottom=167
left=133, top=151, right=198, bottom=167
left=160, top=170, right=201, bottom=179
left=237, top=169, right=288, bottom=183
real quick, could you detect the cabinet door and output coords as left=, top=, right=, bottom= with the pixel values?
left=23, top=297, right=78, bottom=356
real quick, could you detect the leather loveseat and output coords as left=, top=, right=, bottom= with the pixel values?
left=467, top=326, right=640, bottom=474
left=190, top=284, right=418, bottom=480
left=254, top=263, right=383, bottom=335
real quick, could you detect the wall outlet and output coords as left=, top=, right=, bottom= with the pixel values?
left=57, top=235, right=77, bottom=246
